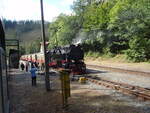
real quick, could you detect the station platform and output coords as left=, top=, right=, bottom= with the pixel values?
left=9, top=69, right=63, bottom=113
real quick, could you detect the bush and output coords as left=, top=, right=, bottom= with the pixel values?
left=126, top=36, right=150, bottom=62
left=85, top=51, right=101, bottom=58
left=82, top=40, right=103, bottom=53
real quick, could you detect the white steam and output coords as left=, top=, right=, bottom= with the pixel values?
left=72, top=30, right=87, bottom=45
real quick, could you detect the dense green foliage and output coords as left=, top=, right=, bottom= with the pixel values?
left=25, top=39, right=41, bottom=54
left=48, top=0, right=150, bottom=62
left=48, top=14, right=80, bottom=48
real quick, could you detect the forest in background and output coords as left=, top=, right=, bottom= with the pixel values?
left=4, top=0, right=150, bottom=62
left=48, top=0, right=150, bottom=62
left=3, top=19, right=49, bottom=54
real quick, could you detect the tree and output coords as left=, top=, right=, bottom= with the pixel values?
left=47, top=0, right=150, bottom=62
left=48, top=14, right=80, bottom=48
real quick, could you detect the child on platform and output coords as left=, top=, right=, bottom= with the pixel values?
left=30, top=64, right=38, bottom=86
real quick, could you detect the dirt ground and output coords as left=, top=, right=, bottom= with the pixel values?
left=9, top=70, right=65, bottom=113
left=9, top=69, right=150, bottom=113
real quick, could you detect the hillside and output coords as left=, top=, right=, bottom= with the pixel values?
left=19, top=25, right=49, bottom=42
left=4, top=20, right=49, bottom=54
left=4, top=20, right=49, bottom=42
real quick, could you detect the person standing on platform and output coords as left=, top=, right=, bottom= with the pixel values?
left=30, top=64, right=38, bottom=86
left=25, top=62, right=29, bottom=72
left=20, top=63, right=25, bottom=71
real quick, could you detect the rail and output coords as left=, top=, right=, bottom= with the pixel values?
left=86, top=76, right=150, bottom=101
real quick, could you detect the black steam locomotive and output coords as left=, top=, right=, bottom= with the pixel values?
left=49, top=44, right=86, bottom=75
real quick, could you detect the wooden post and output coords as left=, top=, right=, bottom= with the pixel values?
left=59, top=69, right=71, bottom=108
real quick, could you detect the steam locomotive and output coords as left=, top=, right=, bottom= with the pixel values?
left=20, top=44, right=86, bottom=75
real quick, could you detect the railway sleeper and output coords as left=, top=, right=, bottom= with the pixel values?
left=119, top=88, right=150, bottom=100
left=138, top=92, right=150, bottom=98
left=87, top=78, right=150, bottom=101
left=136, top=94, right=150, bottom=101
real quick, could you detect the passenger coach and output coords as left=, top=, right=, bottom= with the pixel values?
left=0, top=19, right=9, bottom=113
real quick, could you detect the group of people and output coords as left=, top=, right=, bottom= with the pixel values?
left=20, top=61, right=39, bottom=86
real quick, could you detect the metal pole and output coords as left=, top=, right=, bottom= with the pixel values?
left=17, top=40, right=20, bottom=68
left=40, top=0, right=50, bottom=91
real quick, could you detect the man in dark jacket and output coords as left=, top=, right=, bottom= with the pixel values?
left=20, top=63, right=25, bottom=71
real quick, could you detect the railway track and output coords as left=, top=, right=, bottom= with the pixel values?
left=87, top=64, right=150, bottom=77
left=86, top=76, right=150, bottom=101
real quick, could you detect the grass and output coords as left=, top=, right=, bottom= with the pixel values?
left=85, top=51, right=102, bottom=58
left=85, top=51, right=150, bottom=64
left=85, top=51, right=125, bottom=61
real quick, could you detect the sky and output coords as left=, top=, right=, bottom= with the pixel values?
left=0, top=0, right=75, bottom=22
